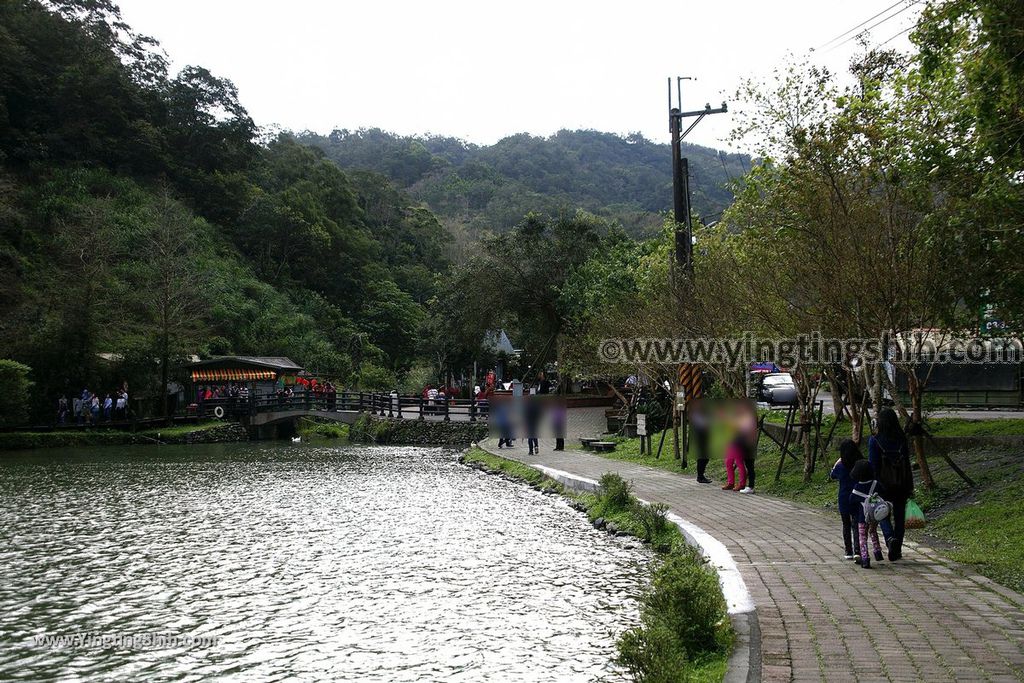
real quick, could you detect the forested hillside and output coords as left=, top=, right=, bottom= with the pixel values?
left=0, top=0, right=448, bottom=420
left=300, top=128, right=750, bottom=238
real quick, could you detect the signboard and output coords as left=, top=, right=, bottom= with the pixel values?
left=637, top=414, right=647, bottom=436
left=980, top=303, right=1007, bottom=336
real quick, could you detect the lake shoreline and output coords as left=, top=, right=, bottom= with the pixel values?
left=0, top=421, right=248, bottom=451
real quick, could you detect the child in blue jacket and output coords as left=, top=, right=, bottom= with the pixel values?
left=829, top=439, right=862, bottom=560
left=850, top=460, right=890, bottom=568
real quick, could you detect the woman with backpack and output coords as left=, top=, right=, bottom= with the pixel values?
left=869, top=408, right=914, bottom=561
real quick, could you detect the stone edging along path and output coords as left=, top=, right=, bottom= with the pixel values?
left=479, top=437, right=1024, bottom=683
left=526, top=460, right=760, bottom=683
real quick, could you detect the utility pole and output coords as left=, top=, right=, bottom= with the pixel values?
left=668, top=77, right=727, bottom=276
left=668, top=77, right=727, bottom=467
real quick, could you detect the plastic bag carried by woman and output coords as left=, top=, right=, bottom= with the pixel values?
left=905, top=498, right=926, bottom=529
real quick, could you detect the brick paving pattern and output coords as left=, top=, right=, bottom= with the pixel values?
left=480, top=407, right=1024, bottom=682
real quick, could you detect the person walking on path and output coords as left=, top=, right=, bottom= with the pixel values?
left=737, top=400, right=758, bottom=494
left=691, top=399, right=712, bottom=484
left=495, top=400, right=515, bottom=449
left=722, top=436, right=747, bottom=491
left=830, top=439, right=863, bottom=560
left=869, top=408, right=914, bottom=560
left=551, top=399, right=566, bottom=451
left=524, top=396, right=542, bottom=455
left=850, top=460, right=891, bottom=569
left=57, top=396, right=68, bottom=425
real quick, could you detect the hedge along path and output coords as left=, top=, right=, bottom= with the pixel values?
left=480, top=434, right=1024, bottom=683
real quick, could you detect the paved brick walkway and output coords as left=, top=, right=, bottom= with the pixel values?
left=481, top=408, right=1024, bottom=683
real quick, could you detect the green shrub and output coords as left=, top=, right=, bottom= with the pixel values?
left=598, top=471, right=634, bottom=511
left=617, top=544, right=732, bottom=682
left=632, top=501, right=671, bottom=543
left=298, top=419, right=349, bottom=439
left=0, top=359, right=33, bottom=427
left=357, top=363, right=397, bottom=392
left=400, top=364, right=436, bottom=394
left=617, top=622, right=692, bottom=683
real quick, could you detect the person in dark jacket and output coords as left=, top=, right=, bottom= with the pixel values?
left=524, top=396, right=542, bottom=455
left=551, top=399, right=566, bottom=451
left=829, top=439, right=863, bottom=560
left=494, top=400, right=515, bottom=449
left=691, top=399, right=712, bottom=484
left=868, top=408, right=914, bottom=560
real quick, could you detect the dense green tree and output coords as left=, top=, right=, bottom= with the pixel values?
left=0, top=359, right=33, bottom=426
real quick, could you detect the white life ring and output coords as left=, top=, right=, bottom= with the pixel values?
left=213, top=405, right=225, bottom=419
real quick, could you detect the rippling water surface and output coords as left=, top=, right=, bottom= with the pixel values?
left=0, top=443, right=651, bottom=681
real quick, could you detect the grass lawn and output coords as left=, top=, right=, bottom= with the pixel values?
left=591, top=419, right=1024, bottom=593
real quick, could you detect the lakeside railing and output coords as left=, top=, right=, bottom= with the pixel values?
left=203, top=391, right=490, bottom=422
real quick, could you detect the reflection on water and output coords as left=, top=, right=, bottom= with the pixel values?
left=0, top=443, right=651, bottom=681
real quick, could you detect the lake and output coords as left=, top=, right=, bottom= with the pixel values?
left=0, top=442, right=651, bottom=681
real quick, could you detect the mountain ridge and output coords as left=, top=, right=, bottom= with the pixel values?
left=300, top=127, right=750, bottom=238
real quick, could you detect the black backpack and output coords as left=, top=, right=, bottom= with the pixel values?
left=876, top=438, right=912, bottom=495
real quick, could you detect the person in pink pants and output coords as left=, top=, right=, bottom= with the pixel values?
left=722, top=439, right=747, bottom=491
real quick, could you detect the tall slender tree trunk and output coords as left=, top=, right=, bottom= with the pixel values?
left=907, top=373, right=936, bottom=489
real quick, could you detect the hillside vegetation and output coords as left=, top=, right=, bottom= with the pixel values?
left=0, top=0, right=449, bottom=419
left=301, top=128, right=749, bottom=239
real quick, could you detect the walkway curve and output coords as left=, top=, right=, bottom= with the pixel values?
left=479, top=420, right=1024, bottom=683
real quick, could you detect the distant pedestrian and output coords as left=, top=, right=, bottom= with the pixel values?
left=737, top=400, right=758, bottom=494
left=691, top=399, right=712, bottom=484
left=524, top=396, right=542, bottom=455
left=57, top=396, right=68, bottom=424
left=73, top=396, right=83, bottom=425
left=551, top=399, right=566, bottom=451
left=90, top=395, right=100, bottom=423
left=869, top=408, right=914, bottom=560
left=495, top=400, right=514, bottom=449
left=850, top=460, right=891, bottom=569
left=102, top=394, right=113, bottom=421
left=830, top=439, right=863, bottom=560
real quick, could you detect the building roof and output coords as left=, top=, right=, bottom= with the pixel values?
left=483, top=329, right=519, bottom=355
left=185, top=356, right=303, bottom=372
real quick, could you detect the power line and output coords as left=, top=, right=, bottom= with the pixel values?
left=821, top=1, right=921, bottom=53
left=816, top=0, right=906, bottom=50
left=877, top=25, right=914, bottom=48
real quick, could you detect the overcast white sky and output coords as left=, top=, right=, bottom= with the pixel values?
left=116, top=0, right=921, bottom=152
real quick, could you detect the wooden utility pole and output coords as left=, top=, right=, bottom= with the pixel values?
left=668, top=78, right=726, bottom=465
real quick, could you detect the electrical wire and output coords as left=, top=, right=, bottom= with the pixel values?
left=816, top=0, right=906, bottom=50
left=823, top=1, right=921, bottom=53
left=877, top=25, right=914, bottom=48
